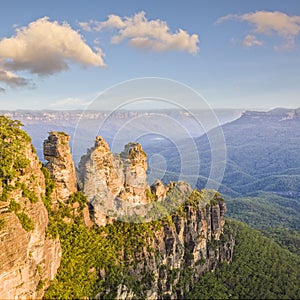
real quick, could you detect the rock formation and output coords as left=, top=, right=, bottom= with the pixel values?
left=98, top=190, right=233, bottom=299
left=1, top=126, right=234, bottom=299
left=44, top=131, right=77, bottom=204
left=78, top=137, right=151, bottom=226
left=77, top=136, right=234, bottom=299
left=118, top=142, right=149, bottom=203
left=0, top=137, right=61, bottom=299
left=151, top=180, right=167, bottom=201
left=43, top=131, right=92, bottom=226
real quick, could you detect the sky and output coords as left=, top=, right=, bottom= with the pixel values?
left=0, top=0, right=299, bottom=110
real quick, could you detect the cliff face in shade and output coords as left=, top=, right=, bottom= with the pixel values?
left=44, top=132, right=78, bottom=204
left=98, top=190, right=234, bottom=299
left=0, top=141, right=61, bottom=299
left=153, top=198, right=232, bottom=299
left=78, top=137, right=151, bottom=226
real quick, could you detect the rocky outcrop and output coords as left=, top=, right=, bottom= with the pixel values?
left=44, top=132, right=77, bottom=204
left=0, top=128, right=234, bottom=299
left=118, top=142, right=149, bottom=204
left=151, top=180, right=167, bottom=201
left=151, top=196, right=233, bottom=299
left=0, top=141, right=61, bottom=299
left=77, top=136, right=233, bottom=299
left=98, top=190, right=234, bottom=299
left=43, top=131, right=92, bottom=227
left=78, top=137, right=151, bottom=226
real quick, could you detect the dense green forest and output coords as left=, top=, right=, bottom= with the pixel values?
left=44, top=209, right=300, bottom=299
left=188, top=219, right=300, bottom=299
left=226, top=192, right=300, bottom=256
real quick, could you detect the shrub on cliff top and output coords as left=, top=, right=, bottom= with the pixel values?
left=0, top=116, right=31, bottom=184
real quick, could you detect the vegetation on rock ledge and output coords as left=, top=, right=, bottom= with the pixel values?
left=0, top=116, right=30, bottom=184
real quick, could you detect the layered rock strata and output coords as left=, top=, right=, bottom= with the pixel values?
left=78, top=137, right=151, bottom=226
left=99, top=190, right=233, bottom=299
left=43, top=132, right=77, bottom=204
left=0, top=140, right=61, bottom=299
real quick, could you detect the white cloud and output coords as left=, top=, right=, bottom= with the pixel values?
left=50, top=97, right=91, bottom=108
left=80, top=11, right=199, bottom=54
left=215, top=14, right=240, bottom=25
left=94, top=14, right=125, bottom=31
left=242, top=35, right=263, bottom=47
left=217, top=11, right=300, bottom=50
left=242, top=11, right=300, bottom=36
left=0, top=17, right=105, bottom=89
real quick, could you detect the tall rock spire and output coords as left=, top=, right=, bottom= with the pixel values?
left=43, top=131, right=77, bottom=204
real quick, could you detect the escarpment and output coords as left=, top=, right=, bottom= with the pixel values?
left=76, top=136, right=234, bottom=299
left=0, top=119, right=61, bottom=299
left=1, top=119, right=234, bottom=300
left=104, top=191, right=234, bottom=299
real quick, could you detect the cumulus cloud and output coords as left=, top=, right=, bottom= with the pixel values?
left=0, top=69, right=32, bottom=87
left=216, top=11, right=300, bottom=49
left=80, top=11, right=199, bottom=54
left=242, top=35, right=263, bottom=47
left=0, top=17, right=105, bottom=89
left=0, top=17, right=105, bottom=75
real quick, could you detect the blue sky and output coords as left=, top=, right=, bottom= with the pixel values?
left=0, top=0, right=299, bottom=110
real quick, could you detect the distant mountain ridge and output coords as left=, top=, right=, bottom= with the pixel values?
left=242, top=107, right=300, bottom=119
left=141, top=107, right=300, bottom=198
left=0, top=108, right=243, bottom=164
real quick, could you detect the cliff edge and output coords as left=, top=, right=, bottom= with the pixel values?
left=0, top=117, right=61, bottom=299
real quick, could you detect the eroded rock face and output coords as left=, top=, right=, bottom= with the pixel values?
left=100, top=191, right=234, bottom=300
left=119, top=143, right=149, bottom=204
left=152, top=201, right=229, bottom=298
left=76, top=135, right=233, bottom=299
left=0, top=143, right=61, bottom=299
left=44, top=132, right=77, bottom=204
left=78, top=137, right=151, bottom=226
left=1, top=130, right=233, bottom=300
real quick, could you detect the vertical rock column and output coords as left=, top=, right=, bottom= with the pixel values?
left=78, top=136, right=125, bottom=226
left=119, top=142, right=150, bottom=204
left=43, top=132, right=78, bottom=204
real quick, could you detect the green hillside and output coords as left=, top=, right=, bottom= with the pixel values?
left=226, top=192, right=300, bottom=230
left=226, top=192, right=300, bottom=256
left=188, top=219, right=300, bottom=299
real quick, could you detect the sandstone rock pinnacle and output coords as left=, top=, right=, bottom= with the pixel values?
left=44, top=131, right=77, bottom=204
